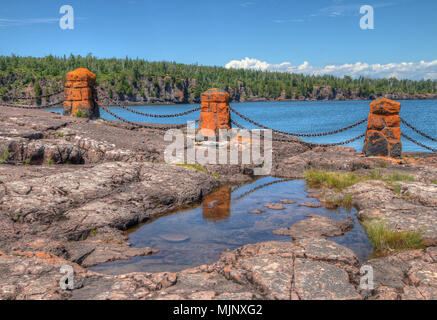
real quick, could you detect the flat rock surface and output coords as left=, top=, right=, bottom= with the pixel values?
left=273, top=214, right=354, bottom=240
left=0, top=239, right=367, bottom=300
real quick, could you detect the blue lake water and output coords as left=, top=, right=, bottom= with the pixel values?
left=52, top=99, right=437, bottom=152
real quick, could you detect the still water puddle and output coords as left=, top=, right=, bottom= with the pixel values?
left=90, top=177, right=373, bottom=275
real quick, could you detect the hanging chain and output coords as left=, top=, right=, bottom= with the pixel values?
left=401, top=118, right=437, bottom=143
left=230, top=106, right=366, bottom=137
left=401, top=133, right=437, bottom=153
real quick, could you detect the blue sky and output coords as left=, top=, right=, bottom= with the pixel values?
left=0, top=0, right=436, bottom=79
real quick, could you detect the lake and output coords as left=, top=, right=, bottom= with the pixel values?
left=52, top=99, right=437, bottom=152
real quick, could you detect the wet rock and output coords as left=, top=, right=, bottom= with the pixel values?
left=273, top=214, right=353, bottom=240
left=264, top=203, right=285, bottom=210
left=298, top=202, right=321, bottom=208
left=248, top=209, right=265, bottom=214
left=160, top=235, right=190, bottom=243
left=279, top=199, right=296, bottom=204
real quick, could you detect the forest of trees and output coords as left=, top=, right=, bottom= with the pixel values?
left=0, top=54, right=436, bottom=101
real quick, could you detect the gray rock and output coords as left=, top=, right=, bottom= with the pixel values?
left=273, top=214, right=354, bottom=240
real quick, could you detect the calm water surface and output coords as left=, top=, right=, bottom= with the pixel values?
left=90, top=177, right=373, bottom=275
left=52, top=99, right=437, bottom=152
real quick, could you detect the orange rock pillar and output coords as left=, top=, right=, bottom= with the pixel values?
left=64, top=68, right=99, bottom=119
left=198, top=88, right=231, bottom=138
left=363, top=97, right=402, bottom=158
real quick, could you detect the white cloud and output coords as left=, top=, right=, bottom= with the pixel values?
left=240, top=2, right=255, bottom=7
left=0, top=18, right=60, bottom=27
left=225, top=57, right=437, bottom=80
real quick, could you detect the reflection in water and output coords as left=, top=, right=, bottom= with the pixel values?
left=202, top=187, right=232, bottom=222
left=90, top=177, right=374, bottom=275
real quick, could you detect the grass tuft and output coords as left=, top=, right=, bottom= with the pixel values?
left=305, top=169, right=416, bottom=191
left=304, top=169, right=361, bottom=190
left=0, top=150, right=11, bottom=164
left=176, top=163, right=207, bottom=174
left=363, top=220, right=425, bottom=254
left=324, top=194, right=353, bottom=208
left=75, top=109, right=87, bottom=118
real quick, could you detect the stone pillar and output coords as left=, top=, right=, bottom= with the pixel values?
left=198, top=88, right=231, bottom=138
left=64, top=68, right=99, bottom=119
left=363, top=97, right=402, bottom=158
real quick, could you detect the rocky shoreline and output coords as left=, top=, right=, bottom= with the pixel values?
left=0, top=106, right=436, bottom=300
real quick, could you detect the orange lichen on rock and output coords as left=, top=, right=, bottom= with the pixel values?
left=64, top=68, right=99, bottom=119
left=363, top=98, right=402, bottom=158
left=198, top=88, right=231, bottom=138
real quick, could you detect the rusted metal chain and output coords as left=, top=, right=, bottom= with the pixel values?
left=97, top=102, right=193, bottom=130
left=233, top=179, right=291, bottom=201
left=401, top=118, right=437, bottom=143
left=116, top=104, right=201, bottom=118
left=230, top=106, right=367, bottom=137
left=96, top=93, right=200, bottom=118
left=401, top=133, right=437, bottom=153
left=230, top=118, right=365, bottom=147
left=0, top=100, right=64, bottom=109
left=0, top=90, right=64, bottom=100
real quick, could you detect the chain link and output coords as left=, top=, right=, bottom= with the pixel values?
left=116, top=104, right=200, bottom=118
left=233, top=179, right=290, bottom=201
left=0, top=100, right=64, bottom=109
left=401, top=118, right=437, bottom=143
left=0, top=90, right=64, bottom=100
left=97, top=102, right=194, bottom=130
left=97, top=93, right=201, bottom=118
left=230, top=118, right=365, bottom=148
left=401, top=133, right=437, bottom=153
left=230, top=106, right=367, bottom=137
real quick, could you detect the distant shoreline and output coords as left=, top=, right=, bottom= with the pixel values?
left=94, top=95, right=437, bottom=107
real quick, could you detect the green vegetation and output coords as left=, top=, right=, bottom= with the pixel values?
left=325, top=194, right=353, bottom=208
left=304, top=169, right=361, bottom=190
left=305, top=169, right=416, bottom=191
left=0, top=54, right=436, bottom=101
left=367, top=169, right=415, bottom=184
left=24, top=158, right=31, bottom=165
left=432, top=179, right=437, bottom=185
left=363, top=220, right=424, bottom=254
left=56, top=131, right=66, bottom=137
left=46, top=157, right=53, bottom=165
left=74, top=109, right=87, bottom=118
left=0, top=150, right=11, bottom=164
left=176, top=163, right=208, bottom=174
